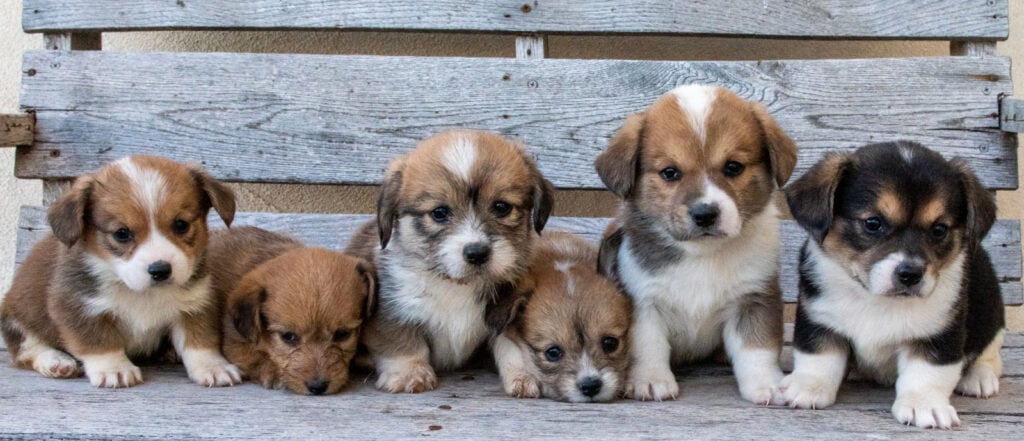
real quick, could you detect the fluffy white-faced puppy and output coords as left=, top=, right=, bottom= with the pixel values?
left=0, top=155, right=241, bottom=388
left=781, top=141, right=1004, bottom=429
left=345, top=130, right=555, bottom=393
left=492, top=232, right=632, bottom=403
left=595, top=85, right=797, bottom=404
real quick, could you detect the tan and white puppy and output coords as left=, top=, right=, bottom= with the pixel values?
left=0, top=155, right=241, bottom=388
left=492, top=232, right=632, bottom=402
left=346, top=130, right=554, bottom=393
left=210, top=227, right=375, bottom=395
left=595, top=85, right=797, bottom=404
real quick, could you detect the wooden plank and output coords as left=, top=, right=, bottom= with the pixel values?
left=0, top=114, right=34, bottom=147
left=22, top=0, right=1009, bottom=39
left=0, top=334, right=1021, bottom=440
left=1002, top=97, right=1024, bottom=133
left=14, top=207, right=1022, bottom=305
left=951, top=41, right=998, bottom=57
left=15, top=51, right=1016, bottom=189
left=42, top=32, right=101, bottom=51
left=515, top=35, right=545, bottom=60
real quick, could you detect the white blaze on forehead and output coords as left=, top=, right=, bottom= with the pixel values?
left=899, top=145, right=915, bottom=163
left=671, top=85, right=718, bottom=145
left=554, top=261, right=578, bottom=295
left=441, top=135, right=478, bottom=181
left=116, top=157, right=168, bottom=217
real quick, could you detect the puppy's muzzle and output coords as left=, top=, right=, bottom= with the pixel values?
left=147, top=260, right=172, bottom=282
left=894, top=260, right=925, bottom=292
left=306, top=378, right=329, bottom=395
left=690, top=203, right=720, bottom=229
left=463, top=242, right=491, bottom=266
left=578, top=377, right=603, bottom=398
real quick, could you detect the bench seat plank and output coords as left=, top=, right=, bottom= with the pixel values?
left=17, top=51, right=1016, bottom=189
left=22, top=0, right=1009, bottom=39
left=15, top=207, right=1022, bottom=305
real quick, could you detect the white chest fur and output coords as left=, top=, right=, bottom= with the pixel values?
left=618, top=209, right=781, bottom=362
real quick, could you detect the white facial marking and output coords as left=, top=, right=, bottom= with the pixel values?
left=671, top=85, right=717, bottom=145
left=441, top=135, right=478, bottom=181
left=554, top=261, right=578, bottom=295
left=439, top=213, right=488, bottom=279
left=117, top=157, right=167, bottom=218
left=565, top=353, right=604, bottom=403
left=867, top=252, right=903, bottom=295
left=899, top=145, right=915, bottom=163
left=694, top=177, right=742, bottom=237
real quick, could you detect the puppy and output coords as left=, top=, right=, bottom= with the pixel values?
left=345, top=130, right=554, bottom=393
left=781, top=141, right=1004, bottom=429
left=595, top=85, right=797, bottom=404
left=0, top=155, right=241, bottom=388
left=492, top=232, right=632, bottom=402
left=210, top=227, right=375, bottom=395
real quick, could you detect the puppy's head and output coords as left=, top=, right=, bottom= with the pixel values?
left=595, top=85, right=796, bottom=242
left=48, top=155, right=235, bottom=291
left=376, top=130, right=555, bottom=283
left=786, top=141, right=995, bottom=297
left=502, top=233, right=632, bottom=402
left=226, top=249, right=375, bottom=395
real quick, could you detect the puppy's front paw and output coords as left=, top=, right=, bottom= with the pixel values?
left=739, top=373, right=784, bottom=406
left=185, top=351, right=243, bottom=387
left=956, top=364, right=1000, bottom=398
left=780, top=373, right=839, bottom=409
left=892, top=393, right=960, bottom=429
left=82, top=353, right=143, bottom=388
left=376, top=360, right=438, bottom=393
left=626, top=367, right=679, bottom=401
left=32, top=349, right=81, bottom=379
left=504, top=375, right=542, bottom=398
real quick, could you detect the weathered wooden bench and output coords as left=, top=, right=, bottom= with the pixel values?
left=2, top=1, right=1023, bottom=438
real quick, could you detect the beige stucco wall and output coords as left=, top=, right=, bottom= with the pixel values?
left=1, top=0, right=1022, bottom=328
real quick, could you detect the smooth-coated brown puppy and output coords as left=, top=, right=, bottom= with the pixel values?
left=492, top=232, right=632, bottom=402
left=211, top=227, right=375, bottom=395
left=0, top=155, right=240, bottom=388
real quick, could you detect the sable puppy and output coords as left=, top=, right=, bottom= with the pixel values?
left=492, top=232, right=632, bottom=402
left=0, top=155, right=241, bottom=388
left=781, top=141, right=1004, bottom=429
left=345, top=130, right=554, bottom=393
left=595, top=85, right=797, bottom=404
left=211, top=227, right=375, bottom=396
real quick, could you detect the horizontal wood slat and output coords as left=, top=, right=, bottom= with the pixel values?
left=15, top=207, right=1022, bottom=305
left=0, top=114, right=34, bottom=147
left=16, top=51, right=1016, bottom=189
left=21, top=0, right=1010, bottom=39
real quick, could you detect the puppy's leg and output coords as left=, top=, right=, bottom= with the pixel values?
left=50, top=299, right=141, bottom=388
left=724, top=290, right=784, bottom=406
left=172, top=305, right=241, bottom=387
left=626, top=304, right=678, bottom=401
left=365, top=317, right=437, bottom=393
left=956, top=329, right=1003, bottom=398
left=493, top=334, right=541, bottom=398
left=2, top=319, right=80, bottom=378
left=892, top=351, right=962, bottom=429
left=780, top=304, right=848, bottom=409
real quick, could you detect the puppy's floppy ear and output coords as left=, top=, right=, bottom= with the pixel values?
left=951, top=158, right=996, bottom=243
left=597, top=225, right=624, bottom=283
left=376, top=158, right=404, bottom=250
left=189, top=165, right=236, bottom=227
left=48, top=175, right=93, bottom=247
left=785, top=152, right=852, bottom=244
left=595, top=112, right=644, bottom=199
left=227, top=272, right=268, bottom=343
left=354, top=259, right=378, bottom=317
left=532, top=176, right=556, bottom=234
left=485, top=282, right=530, bottom=335
left=750, top=103, right=798, bottom=188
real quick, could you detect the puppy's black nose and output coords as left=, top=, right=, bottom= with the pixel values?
left=690, top=204, right=719, bottom=228
left=148, top=261, right=172, bottom=282
left=463, top=243, right=491, bottom=265
left=578, top=377, right=603, bottom=397
left=896, top=262, right=924, bottom=287
left=306, top=379, right=330, bottom=395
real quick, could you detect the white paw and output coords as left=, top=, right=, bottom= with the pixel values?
left=32, top=349, right=80, bottom=379
left=956, top=365, right=1000, bottom=398
left=780, top=373, right=839, bottom=409
left=186, top=355, right=243, bottom=387
left=504, top=375, right=542, bottom=398
left=739, top=372, right=784, bottom=406
left=626, top=367, right=679, bottom=401
left=376, top=361, right=438, bottom=393
left=81, top=353, right=143, bottom=388
left=892, top=393, right=960, bottom=429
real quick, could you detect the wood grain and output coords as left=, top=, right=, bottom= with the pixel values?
left=14, top=207, right=1022, bottom=305
left=16, top=51, right=1016, bottom=189
left=1002, top=97, right=1024, bottom=133
left=0, top=114, right=34, bottom=147
left=21, top=0, right=1009, bottom=39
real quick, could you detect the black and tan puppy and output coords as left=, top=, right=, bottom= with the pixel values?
left=0, top=155, right=240, bottom=388
left=211, top=227, right=375, bottom=395
left=492, top=232, right=632, bottom=402
left=781, top=141, right=1004, bottom=429
left=346, top=130, right=554, bottom=393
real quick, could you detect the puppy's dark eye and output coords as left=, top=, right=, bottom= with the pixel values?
left=430, top=206, right=451, bottom=223
left=112, top=228, right=133, bottom=243
left=659, top=167, right=681, bottom=182
left=863, top=217, right=884, bottom=234
left=171, top=219, right=190, bottom=235
left=601, top=337, right=620, bottom=353
left=492, top=201, right=513, bottom=218
left=280, top=332, right=300, bottom=346
left=931, top=223, right=949, bottom=240
left=332, top=329, right=352, bottom=343
left=723, top=161, right=745, bottom=177
left=543, top=345, right=564, bottom=362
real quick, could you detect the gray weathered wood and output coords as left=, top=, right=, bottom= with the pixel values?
left=951, top=41, right=998, bottom=57
left=516, top=35, right=545, bottom=60
left=42, top=32, right=101, bottom=51
left=0, top=114, right=34, bottom=147
left=14, top=207, right=1022, bottom=305
left=1002, top=97, right=1024, bottom=133
left=16, top=51, right=1016, bottom=189
left=21, top=0, right=1010, bottom=39
left=0, top=331, right=1021, bottom=440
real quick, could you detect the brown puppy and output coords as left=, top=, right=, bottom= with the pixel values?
left=211, top=227, right=375, bottom=395
left=0, top=155, right=240, bottom=388
left=493, top=232, right=632, bottom=402
left=346, top=130, right=554, bottom=393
